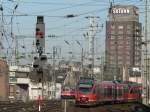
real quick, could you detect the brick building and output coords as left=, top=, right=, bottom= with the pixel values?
left=104, top=5, right=142, bottom=81
left=0, top=59, right=9, bottom=101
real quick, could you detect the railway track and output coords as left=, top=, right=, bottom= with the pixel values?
left=63, top=100, right=150, bottom=112
left=1, top=99, right=150, bottom=112
left=0, top=100, right=62, bottom=112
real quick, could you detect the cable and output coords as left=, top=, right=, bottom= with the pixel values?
left=1, top=1, right=145, bottom=59
left=7, top=1, right=108, bottom=6
left=27, top=1, right=104, bottom=15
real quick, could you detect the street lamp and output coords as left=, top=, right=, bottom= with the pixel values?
left=76, top=40, right=84, bottom=76
left=64, top=40, right=73, bottom=61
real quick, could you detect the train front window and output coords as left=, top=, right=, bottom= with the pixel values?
left=63, top=87, right=70, bottom=91
left=79, top=87, right=92, bottom=93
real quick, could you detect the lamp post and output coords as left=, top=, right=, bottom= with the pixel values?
left=64, top=40, right=73, bottom=86
left=11, top=4, right=19, bottom=65
left=76, top=40, right=84, bottom=77
left=64, top=40, right=74, bottom=61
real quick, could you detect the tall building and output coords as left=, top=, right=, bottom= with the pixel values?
left=0, top=59, right=9, bottom=101
left=105, top=5, right=142, bottom=80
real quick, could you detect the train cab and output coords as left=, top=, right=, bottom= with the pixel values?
left=127, top=83, right=142, bottom=102
left=75, top=78, right=97, bottom=106
left=61, top=86, right=75, bottom=99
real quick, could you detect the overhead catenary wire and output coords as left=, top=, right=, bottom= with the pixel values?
left=27, top=1, right=101, bottom=15
left=0, top=0, right=146, bottom=64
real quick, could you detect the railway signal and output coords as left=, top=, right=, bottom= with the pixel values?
left=36, top=16, right=45, bottom=55
left=33, top=16, right=49, bottom=105
left=33, top=56, right=39, bottom=69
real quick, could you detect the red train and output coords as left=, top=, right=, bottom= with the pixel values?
left=75, top=78, right=142, bottom=106
left=61, top=85, right=75, bottom=99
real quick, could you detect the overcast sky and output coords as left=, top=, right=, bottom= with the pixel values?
left=0, top=0, right=146, bottom=65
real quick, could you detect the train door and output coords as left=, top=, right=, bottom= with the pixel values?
left=128, top=85, right=142, bottom=102
left=99, top=84, right=105, bottom=102
left=123, top=84, right=128, bottom=101
left=107, top=86, right=114, bottom=101
left=112, top=85, right=116, bottom=102
left=116, top=84, right=124, bottom=101
left=104, top=85, right=114, bottom=102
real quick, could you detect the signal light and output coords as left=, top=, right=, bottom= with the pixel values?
left=37, top=68, right=43, bottom=73
left=33, top=64, right=39, bottom=68
left=36, top=28, right=40, bottom=32
left=36, top=31, right=44, bottom=36
left=33, top=56, right=39, bottom=68
left=34, top=56, right=38, bottom=60
left=38, top=78, right=42, bottom=83
left=36, top=16, right=45, bottom=53
left=40, top=55, right=47, bottom=61
left=36, top=40, right=40, bottom=46
left=37, top=16, right=44, bottom=24
left=88, top=64, right=92, bottom=69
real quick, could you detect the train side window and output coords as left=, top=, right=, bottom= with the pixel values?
left=93, top=89, right=96, bottom=94
left=107, top=88, right=110, bottom=96
left=135, top=88, right=140, bottom=94
left=139, top=88, right=142, bottom=94
left=95, top=86, right=97, bottom=94
left=98, top=85, right=100, bottom=94
left=130, top=89, right=133, bottom=93
left=103, top=88, right=107, bottom=96
left=117, top=89, right=119, bottom=96
left=124, top=85, right=128, bottom=93
left=100, top=85, right=104, bottom=95
left=112, top=88, right=115, bottom=96
left=138, top=88, right=142, bottom=94
left=107, top=88, right=112, bottom=96
left=71, top=88, right=75, bottom=92
left=134, top=89, right=137, bottom=94
left=130, top=89, right=135, bottom=94
left=117, top=88, right=123, bottom=96
left=104, top=88, right=108, bottom=96
left=98, top=84, right=101, bottom=94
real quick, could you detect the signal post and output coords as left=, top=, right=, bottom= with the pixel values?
left=33, top=16, right=47, bottom=111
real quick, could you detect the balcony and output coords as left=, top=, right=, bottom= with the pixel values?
left=9, top=77, right=30, bottom=84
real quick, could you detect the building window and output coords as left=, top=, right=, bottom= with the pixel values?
left=110, top=41, right=115, bottom=45
left=110, top=56, right=115, bottom=60
left=136, top=31, right=139, bottom=35
left=118, top=56, right=122, bottom=60
left=136, top=26, right=139, bottom=29
left=125, top=46, right=130, bottom=50
left=126, top=36, right=132, bottom=39
left=111, top=60, right=116, bottom=65
left=126, top=56, right=130, bottom=60
left=118, top=36, right=123, bottom=39
left=126, top=40, right=130, bottom=45
left=110, top=47, right=115, bottom=51
left=118, top=45, right=123, bottom=49
left=110, top=46, right=115, bottom=50
left=118, top=61, right=123, bottom=65
left=111, top=25, right=115, bottom=29
left=135, top=61, right=140, bottom=66
left=127, top=25, right=132, bottom=30
left=126, top=51, right=130, bottom=55
left=126, top=61, right=130, bottom=65
left=118, top=25, right=124, bottom=29
left=118, top=30, right=123, bottom=34
left=111, top=35, right=115, bottom=39
left=118, top=40, right=123, bottom=44
left=127, top=30, right=132, bottom=34
left=111, top=30, right=115, bottom=34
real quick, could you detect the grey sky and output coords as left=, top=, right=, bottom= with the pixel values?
left=0, top=0, right=146, bottom=65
